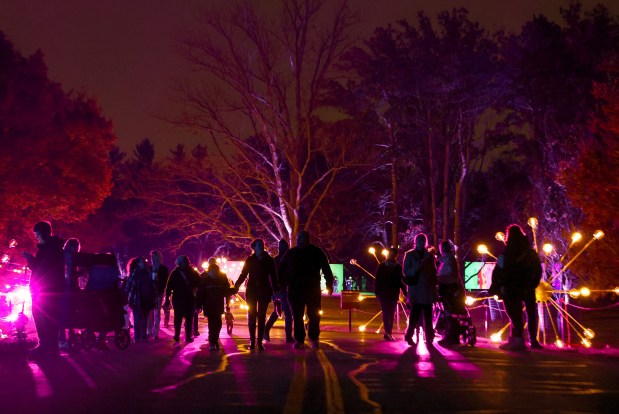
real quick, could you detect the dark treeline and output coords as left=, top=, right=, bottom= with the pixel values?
left=1, top=1, right=617, bottom=288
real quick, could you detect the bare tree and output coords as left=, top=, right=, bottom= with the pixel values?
left=149, top=0, right=360, bottom=248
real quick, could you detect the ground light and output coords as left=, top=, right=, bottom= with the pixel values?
left=481, top=224, right=613, bottom=349
left=367, top=247, right=379, bottom=264
left=476, top=244, right=497, bottom=260
left=542, top=243, right=554, bottom=255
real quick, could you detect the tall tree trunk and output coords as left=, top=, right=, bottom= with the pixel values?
left=454, top=114, right=469, bottom=283
left=427, top=125, right=438, bottom=249
left=390, top=133, right=399, bottom=248
left=442, top=139, right=451, bottom=242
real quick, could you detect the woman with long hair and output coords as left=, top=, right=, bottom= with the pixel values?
left=496, top=224, right=543, bottom=351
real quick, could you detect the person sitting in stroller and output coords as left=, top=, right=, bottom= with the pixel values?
left=437, top=240, right=466, bottom=346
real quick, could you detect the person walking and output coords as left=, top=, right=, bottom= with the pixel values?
left=234, top=239, right=278, bottom=350
left=147, top=251, right=169, bottom=340
left=375, top=247, right=407, bottom=342
left=197, top=259, right=237, bottom=350
left=124, top=256, right=156, bottom=343
left=278, top=231, right=334, bottom=349
left=494, top=224, right=543, bottom=351
left=23, top=221, right=65, bottom=359
left=264, top=239, right=294, bottom=343
left=164, top=255, right=200, bottom=343
left=402, top=233, right=438, bottom=347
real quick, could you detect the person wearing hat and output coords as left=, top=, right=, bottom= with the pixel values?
left=164, top=255, right=201, bottom=343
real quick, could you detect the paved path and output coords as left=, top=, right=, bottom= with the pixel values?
left=1, top=297, right=618, bottom=414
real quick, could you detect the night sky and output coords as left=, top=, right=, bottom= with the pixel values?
left=1, top=0, right=617, bottom=154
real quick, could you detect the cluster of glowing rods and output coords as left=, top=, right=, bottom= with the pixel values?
left=347, top=221, right=612, bottom=348
left=476, top=222, right=609, bottom=348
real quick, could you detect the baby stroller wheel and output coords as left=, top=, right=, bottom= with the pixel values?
left=115, top=328, right=131, bottom=350
left=68, top=330, right=82, bottom=352
left=82, top=329, right=96, bottom=350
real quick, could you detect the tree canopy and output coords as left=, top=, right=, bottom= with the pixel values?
left=0, top=32, right=116, bottom=248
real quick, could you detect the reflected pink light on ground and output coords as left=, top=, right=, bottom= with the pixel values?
left=415, top=355, right=436, bottom=378
left=28, top=362, right=53, bottom=398
left=416, top=341, right=431, bottom=356
left=227, top=342, right=258, bottom=406
left=435, top=345, right=482, bottom=378
left=65, top=357, right=97, bottom=388
left=152, top=342, right=202, bottom=392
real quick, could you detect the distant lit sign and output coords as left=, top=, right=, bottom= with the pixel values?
left=340, top=290, right=360, bottom=310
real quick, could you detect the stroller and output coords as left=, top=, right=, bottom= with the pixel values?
left=434, top=286, right=477, bottom=346
left=63, top=252, right=131, bottom=351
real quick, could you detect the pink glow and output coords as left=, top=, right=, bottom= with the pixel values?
left=152, top=342, right=201, bottom=392
left=415, top=357, right=436, bottom=378
left=435, top=345, right=482, bottom=378
left=28, top=362, right=53, bottom=398
left=8, top=286, right=30, bottom=305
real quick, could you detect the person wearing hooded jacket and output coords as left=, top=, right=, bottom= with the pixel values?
left=23, top=221, right=65, bottom=358
left=165, top=255, right=201, bottom=343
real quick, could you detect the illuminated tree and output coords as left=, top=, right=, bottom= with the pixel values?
left=501, top=3, right=619, bottom=250
left=560, top=61, right=619, bottom=287
left=146, top=0, right=361, bottom=249
left=0, top=32, right=115, bottom=248
left=340, top=9, right=503, bottom=259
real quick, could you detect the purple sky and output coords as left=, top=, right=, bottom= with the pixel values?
left=1, top=0, right=617, bottom=154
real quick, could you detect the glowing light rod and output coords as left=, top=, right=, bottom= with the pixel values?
left=551, top=231, right=604, bottom=283
left=477, top=244, right=497, bottom=260
left=349, top=259, right=376, bottom=279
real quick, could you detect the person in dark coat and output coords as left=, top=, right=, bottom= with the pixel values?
left=124, top=256, right=156, bottom=343
left=147, top=250, right=169, bottom=340
left=164, top=255, right=201, bottom=343
left=264, top=239, right=294, bottom=343
left=197, top=259, right=237, bottom=350
left=278, top=230, right=334, bottom=349
left=436, top=240, right=465, bottom=346
left=59, top=238, right=83, bottom=350
left=234, top=239, right=278, bottom=350
left=402, top=233, right=438, bottom=347
left=23, top=221, right=65, bottom=358
left=495, top=224, right=543, bottom=351
left=374, top=247, right=407, bottom=342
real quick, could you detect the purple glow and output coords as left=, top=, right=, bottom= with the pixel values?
left=435, top=345, right=483, bottom=378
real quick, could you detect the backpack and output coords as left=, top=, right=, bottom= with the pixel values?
left=505, top=249, right=542, bottom=290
